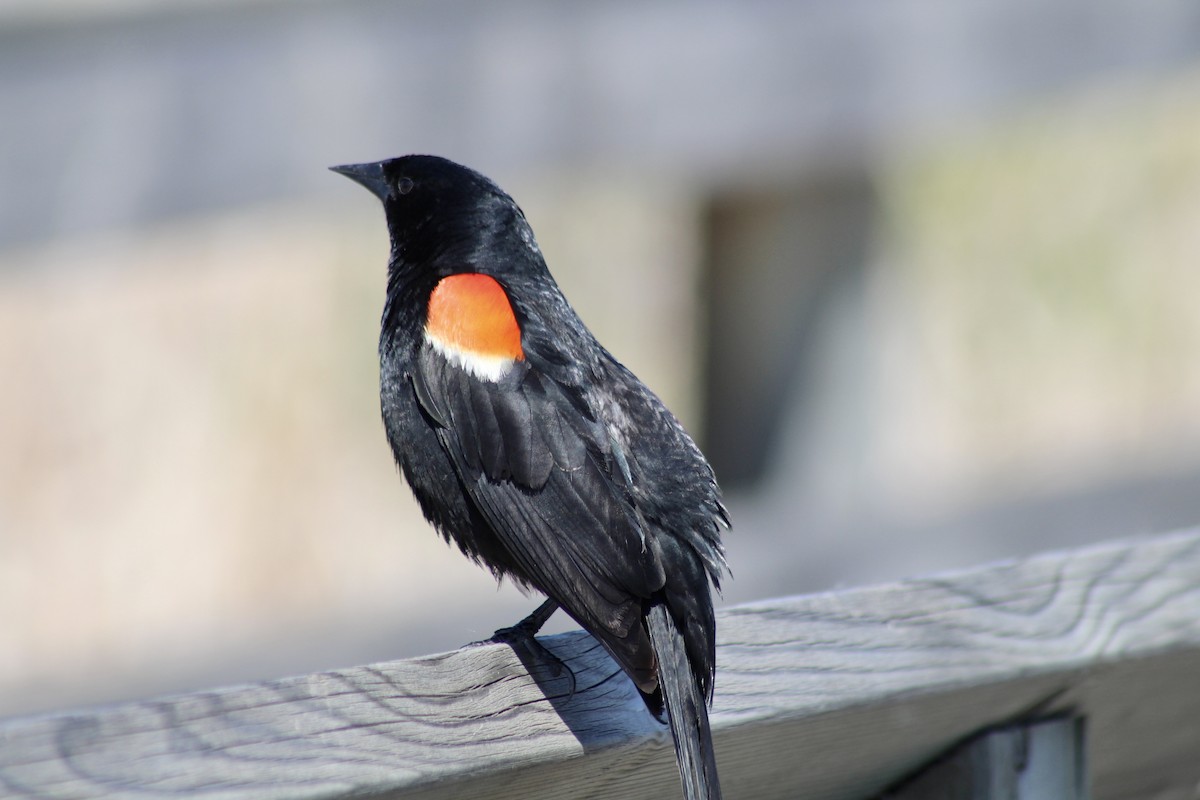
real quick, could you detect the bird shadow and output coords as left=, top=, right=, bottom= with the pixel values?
left=501, top=627, right=663, bottom=750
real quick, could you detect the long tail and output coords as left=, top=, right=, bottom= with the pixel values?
left=646, top=604, right=722, bottom=800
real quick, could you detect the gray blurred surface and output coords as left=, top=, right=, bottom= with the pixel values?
left=3, top=0, right=1200, bottom=248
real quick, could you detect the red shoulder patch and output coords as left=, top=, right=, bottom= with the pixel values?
left=425, top=274, right=525, bottom=362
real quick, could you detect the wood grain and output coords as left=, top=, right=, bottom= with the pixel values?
left=3, top=529, right=1200, bottom=799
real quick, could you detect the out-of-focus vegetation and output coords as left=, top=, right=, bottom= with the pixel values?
left=875, top=75, right=1200, bottom=511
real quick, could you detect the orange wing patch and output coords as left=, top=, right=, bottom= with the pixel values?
left=425, top=274, right=524, bottom=379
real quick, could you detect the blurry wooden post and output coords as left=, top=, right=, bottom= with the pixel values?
left=2, top=528, right=1199, bottom=799
left=700, top=171, right=878, bottom=488
left=885, top=717, right=1088, bottom=799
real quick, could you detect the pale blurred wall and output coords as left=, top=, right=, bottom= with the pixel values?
left=3, top=0, right=1200, bottom=718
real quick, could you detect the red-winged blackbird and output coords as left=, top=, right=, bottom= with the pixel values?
left=333, top=155, right=728, bottom=800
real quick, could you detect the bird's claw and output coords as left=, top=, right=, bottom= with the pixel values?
left=470, top=622, right=577, bottom=700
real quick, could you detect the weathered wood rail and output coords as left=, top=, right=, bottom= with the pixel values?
left=3, top=529, right=1199, bottom=799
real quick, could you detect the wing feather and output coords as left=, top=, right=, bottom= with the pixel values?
left=413, top=344, right=665, bottom=642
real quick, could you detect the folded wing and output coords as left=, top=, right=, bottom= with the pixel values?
left=411, top=345, right=667, bottom=690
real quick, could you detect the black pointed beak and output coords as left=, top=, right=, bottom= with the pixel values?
left=330, top=161, right=389, bottom=201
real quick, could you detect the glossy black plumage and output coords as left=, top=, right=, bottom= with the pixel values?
left=333, top=155, right=728, bottom=798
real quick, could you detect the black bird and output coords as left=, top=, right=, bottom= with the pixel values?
left=332, top=155, right=729, bottom=800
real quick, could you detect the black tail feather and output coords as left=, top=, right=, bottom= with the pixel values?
left=646, top=603, right=722, bottom=800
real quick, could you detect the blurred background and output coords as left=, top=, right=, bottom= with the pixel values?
left=3, top=0, right=1200, bottom=719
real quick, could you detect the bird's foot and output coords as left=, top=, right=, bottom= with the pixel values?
left=469, top=599, right=576, bottom=699
left=468, top=597, right=559, bottom=645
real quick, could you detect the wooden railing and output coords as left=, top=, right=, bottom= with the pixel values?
left=3, top=528, right=1198, bottom=799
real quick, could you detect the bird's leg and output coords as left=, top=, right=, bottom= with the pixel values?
left=466, top=598, right=559, bottom=648
left=471, top=599, right=576, bottom=699
left=492, top=597, right=559, bottom=640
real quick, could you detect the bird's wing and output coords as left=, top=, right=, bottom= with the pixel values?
left=411, top=344, right=666, bottom=661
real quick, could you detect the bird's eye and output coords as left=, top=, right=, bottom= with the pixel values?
left=397, top=177, right=415, bottom=195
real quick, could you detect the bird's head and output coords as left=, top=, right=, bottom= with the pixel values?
left=330, top=155, right=542, bottom=279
